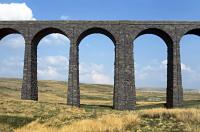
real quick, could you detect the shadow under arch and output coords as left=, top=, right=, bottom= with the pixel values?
left=133, top=28, right=174, bottom=108
left=0, top=28, right=22, bottom=40
left=184, top=28, right=200, bottom=36
left=77, top=27, right=116, bottom=45
left=32, top=27, right=69, bottom=46
left=135, top=28, right=173, bottom=48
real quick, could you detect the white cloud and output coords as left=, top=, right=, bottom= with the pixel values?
left=181, top=63, right=192, bottom=72
left=91, top=70, right=112, bottom=84
left=79, top=63, right=113, bottom=84
left=161, top=59, right=167, bottom=65
left=142, top=65, right=155, bottom=72
left=43, top=56, right=68, bottom=66
left=0, top=34, right=25, bottom=48
left=0, top=55, right=68, bottom=80
left=37, top=55, right=68, bottom=80
left=135, top=60, right=167, bottom=87
left=135, top=70, right=148, bottom=80
left=0, top=3, right=34, bottom=48
left=79, top=63, right=104, bottom=75
left=161, top=59, right=192, bottom=72
left=0, top=57, right=24, bottom=78
left=135, top=59, right=200, bottom=88
left=40, top=33, right=70, bottom=45
left=0, top=3, right=35, bottom=20
left=38, top=58, right=113, bottom=84
left=50, top=34, right=69, bottom=41
left=60, top=15, right=70, bottom=20
left=38, top=66, right=61, bottom=80
left=1, top=54, right=200, bottom=89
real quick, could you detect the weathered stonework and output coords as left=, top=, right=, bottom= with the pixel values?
left=0, top=20, right=199, bottom=110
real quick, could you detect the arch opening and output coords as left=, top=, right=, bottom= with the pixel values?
left=32, top=28, right=70, bottom=103
left=78, top=31, right=115, bottom=109
left=133, top=31, right=169, bottom=108
left=180, top=29, right=200, bottom=107
left=185, top=28, right=200, bottom=36
left=135, top=28, right=173, bottom=48
left=0, top=28, right=20, bottom=40
left=0, top=28, right=25, bottom=99
left=32, top=27, right=68, bottom=46
left=77, top=27, right=116, bottom=45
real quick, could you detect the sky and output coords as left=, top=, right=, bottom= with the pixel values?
left=0, top=1, right=200, bottom=89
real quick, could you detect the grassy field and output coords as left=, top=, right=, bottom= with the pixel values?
left=0, top=78, right=199, bottom=132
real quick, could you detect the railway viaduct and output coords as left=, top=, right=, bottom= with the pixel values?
left=0, top=20, right=199, bottom=110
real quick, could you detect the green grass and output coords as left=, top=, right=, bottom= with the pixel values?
left=0, top=78, right=199, bottom=131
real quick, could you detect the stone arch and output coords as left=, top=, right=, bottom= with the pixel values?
left=179, top=28, right=200, bottom=100
left=0, top=28, right=25, bottom=97
left=31, top=27, right=69, bottom=46
left=132, top=28, right=174, bottom=107
left=27, top=27, right=70, bottom=101
left=77, top=27, right=116, bottom=45
left=184, top=28, right=200, bottom=36
left=71, top=27, right=116, bottom=108
left=134, top=28, right=173, bottom=47
left=0, top=28, right=23, bottom=40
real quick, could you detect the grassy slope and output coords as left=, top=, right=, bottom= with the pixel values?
left=0, top=78, right=199, bottom=131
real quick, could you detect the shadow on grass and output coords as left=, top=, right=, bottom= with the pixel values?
left=80, top=104, right=113, bottom=111
left=38, top=101, right=66, bottom=106
left=136, top=100, right=200, bottom=110
left=183, top=100, right=200, bottom=108
left=136, top=102, right=165, bottom=110
left=38, top=99, right=200, bottom=111
left=0, top=115, right=35, bottom=129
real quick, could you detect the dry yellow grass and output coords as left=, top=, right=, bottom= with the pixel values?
left=140, top=108, right=200, bottom=132
left=14, top=121, right=57, bottom=132
left=14, top=108, right=200, bottom=132
left=1, top=78, right=200, bottom=132
left=62, top=114, right=140, bottom=132
left=140, top=108, right=200, bottom=122
left=15, top=113, right=140, bottom=132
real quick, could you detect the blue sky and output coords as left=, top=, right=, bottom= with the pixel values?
left=1, top=0, right=200, bottom=20
left=0, top=1, right=200, bottom=89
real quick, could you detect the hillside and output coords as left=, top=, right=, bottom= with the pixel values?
left=0, top=78, right=199, bottom=131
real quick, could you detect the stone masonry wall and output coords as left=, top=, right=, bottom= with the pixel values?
left=0, top=21, right=200, bottom=110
